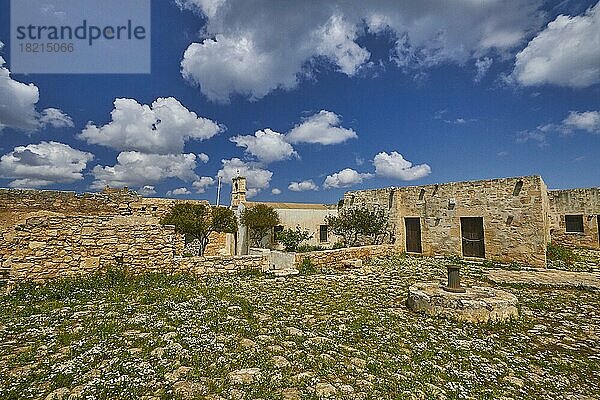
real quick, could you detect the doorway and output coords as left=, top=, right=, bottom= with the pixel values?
left=461, top=217, right=485, bottom=258
left=405, top=217, right=422, bottom=253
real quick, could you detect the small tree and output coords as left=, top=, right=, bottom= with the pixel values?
left=160, top=203, right=237, bottom=256
left=360, top=208, right=388, bottom=245
left=240, top=204, right=280, bottom=248
left=211, top=206, right=238, bottom=235
left=277, top=226, right=313, bottom=252
left=325, top=207, right=388, bottom=247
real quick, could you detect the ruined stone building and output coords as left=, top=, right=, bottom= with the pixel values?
left=343, top=175, right=600, bottom=268
left=0, top=188, right=224, bottom=282
left=0, top=174, right=598, bottom=283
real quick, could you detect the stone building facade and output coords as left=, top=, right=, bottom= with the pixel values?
left=344, top=176, right=599, bottom=268
left=230, top=176, right=339, bottom=255
left=344, top=176, right=551, bottom=267
left=548, top=188, right=600, bottom=250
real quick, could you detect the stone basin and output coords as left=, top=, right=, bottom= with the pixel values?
left=407, top=282, right=519, bottom=323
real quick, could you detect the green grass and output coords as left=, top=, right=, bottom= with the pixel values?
left=547, top=243, right=580, bottom=266
left=0, top=254, right=598, bottom=399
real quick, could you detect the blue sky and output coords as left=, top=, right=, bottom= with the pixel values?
left=0, top=0, right=598, bottom=204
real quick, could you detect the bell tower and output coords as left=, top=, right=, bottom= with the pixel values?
left=231, top=176, right=247, bottom=207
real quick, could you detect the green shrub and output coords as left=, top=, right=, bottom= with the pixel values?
left=444, top=254, right=464, bottom=264
left=506, top=262, right=522, bottom=271
left=276, top=227, right=312, bottom=252
left=547, top=243, right=580, bottom=266
left=236, top=268, right=264, bottom=278
left=298, top=258, right=318, bottom=274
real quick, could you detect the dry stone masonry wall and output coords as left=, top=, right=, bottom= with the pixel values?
left=295, top=245, right=397, bottom=269
left=548, top=188, right=600, bottom=250
left=0, top=188, right=231, bottom=283
left=0, top=187, right=205, bottom=229
left=2, top=215, right=181, bottom=282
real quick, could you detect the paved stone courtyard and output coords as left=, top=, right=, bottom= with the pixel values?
left=0, top=253, right=599, bottom=399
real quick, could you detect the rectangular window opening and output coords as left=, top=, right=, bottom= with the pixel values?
left=565, top=215, right=584, bottom=233
left=274, top=225, right=284, bottom=241
left=513, top=180, right=524, bottom=196
left=319, top=225, right=328, bottom=243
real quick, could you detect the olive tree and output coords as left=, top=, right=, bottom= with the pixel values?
left=276, top=226, right=313, bottom=252
left=325, top=207, right=387, bottom=247
left=160, top=203, right=237, bottom=256
left=240, top=204, right=280, bottom=248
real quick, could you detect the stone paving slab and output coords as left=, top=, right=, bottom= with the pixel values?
left=486, top=268, right=600, bottom=289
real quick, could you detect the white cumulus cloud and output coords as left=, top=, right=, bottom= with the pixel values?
left=79, top=97, right=222, bottom=154
left=512, top=3, right=600, bottom=88
left=91, top=152, right=198, bottom=190
left=137, top=185, right=157, bottom=196
left=323, top=168, right=372, bottom=189
left=192, top=176, right=215, bottom=193
left=288, top=179, right=318, bottom=192
left=217, top=157, right=273, bottom=198
left=39, top=108, right=74, bottom=129
left=271, top=188, right=281, bottom=195
left=0, top=141, right=93, bottom=188
left=315, top=14, right=370, bottom=75
left=0, top=42, right=72, bottom=132
left=198, top=152, right=210, bottom=163
left=373, top=151, right=431, bottom=181
left=287, top=110, right=357, bottom=145
left=167, top=187, right=191, bottom=196
left=563, top=110, right=600, bottom=134
left=231, top=128, right=298, bottom=163
left=178, top=1, right=543, bottom=102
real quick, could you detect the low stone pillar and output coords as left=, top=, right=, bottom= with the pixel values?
left=444, top=264, right=466, bottom=293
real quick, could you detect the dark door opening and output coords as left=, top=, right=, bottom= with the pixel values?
left=597, top=215, right=600, bottom=246
left=461, top=217, right=485, bottom=258
left=405, top=217, right=422, bottom=253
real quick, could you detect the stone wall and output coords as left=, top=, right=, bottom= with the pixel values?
left=548, top=188, right=600, bottom=249
left=294, top=244, right=397, bottom=269
left=184, top=232, right=232, bottom=256
left=204, top=232, right=231, bottom=256
left=345, top=176, right=549, bottom=268
left=0, top=187, right=209, bottom=229
left=0, top=187, right=234, bottom=266
left=1, top=215, right=183, bottom=283
left=172, top=254, right=268, bottom=276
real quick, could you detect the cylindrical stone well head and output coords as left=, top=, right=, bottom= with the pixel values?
left=444, top=264, right=466, bottom=293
